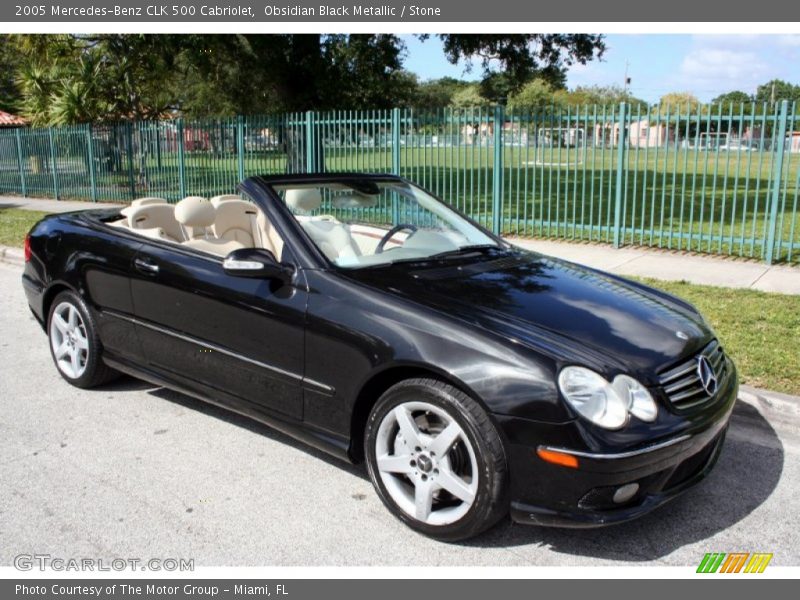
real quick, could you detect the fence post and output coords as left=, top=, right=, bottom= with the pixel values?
left=177, top=118, right=186, bottom=198
left=14, top=128, right=26, bottom=197
left=491, top=104, right=504, bottom=235
left=765, top=100, right=789, bottom=265
left=86, top=123, right=97, bottom=202
left=237, top=115, right=246, bottom=182
left=391, top=108, right=401, bottom=175
left=305, top=111, right=316, bottom=173
left=125, top=122, right=136, bottom=200
left=47, top=127, right=60, bottom=200
left=613, top=102, right=628, bottom=248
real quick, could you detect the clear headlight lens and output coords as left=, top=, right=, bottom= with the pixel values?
left=558, top=367, right=657, bottom=429
left=613, top=374, right=658, bottom=422
left=557, top=367, right=629, bottom=429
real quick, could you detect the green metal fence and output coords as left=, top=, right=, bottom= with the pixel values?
left=0, top=101, right=798, bottom=264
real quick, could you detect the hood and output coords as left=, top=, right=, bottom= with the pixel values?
left=349, top=249, right=712, bottom=381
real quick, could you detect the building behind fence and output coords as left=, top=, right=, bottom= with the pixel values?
left=0, top=101, right=798, bottom=264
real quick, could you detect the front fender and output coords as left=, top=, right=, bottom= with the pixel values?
left=302, top=270, right=569, bottom=440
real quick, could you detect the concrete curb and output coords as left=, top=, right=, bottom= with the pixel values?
left=0, top=245, right=23, bottom=267
left=738, top=385, right=800, bottom=425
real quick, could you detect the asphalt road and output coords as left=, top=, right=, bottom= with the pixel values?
left=1, top=262, right=798, bottom=567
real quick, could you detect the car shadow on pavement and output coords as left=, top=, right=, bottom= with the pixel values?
left=464, top=400, right=785, bottom=561
left=122, top=381, right=368, bottom=479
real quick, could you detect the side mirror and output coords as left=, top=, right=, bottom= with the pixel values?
left=223, top=248, right=294, bottom=283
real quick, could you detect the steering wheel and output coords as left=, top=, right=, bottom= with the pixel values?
left=376, top=224, right=418, bottom=254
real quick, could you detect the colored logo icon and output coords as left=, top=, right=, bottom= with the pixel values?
left=697, top=552, right=773, bottom=573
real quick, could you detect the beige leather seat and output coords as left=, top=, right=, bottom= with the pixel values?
left=285, top=188, right=361, bottom=262
left=120, top=197, right=168, bottom=220
left=212, top=200, right=259, bottom=247
left=255, top=210, right=284, bottom=260
left=174, top=196, right=244, bottom=257
left=127, top=203, right=184, bottom=242
left=177, top=196, right=213, bottom=239
left=210, top=194, right=241, bottom=208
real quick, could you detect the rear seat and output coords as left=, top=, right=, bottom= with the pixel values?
left=127, top=203, right=185, bottom=242
left=174, top=196, right=245, bottom=256
left=116, top=194, right=284, bottom=259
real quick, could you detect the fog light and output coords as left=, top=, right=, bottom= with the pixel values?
left=612, top=483, right=639, bottom=504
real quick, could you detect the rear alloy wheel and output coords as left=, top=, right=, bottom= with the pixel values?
left=47, top=291, right=118, bottom=388
left=50, top=301, right=90, bottom=379
left=365, top=378, right=508, bottom=541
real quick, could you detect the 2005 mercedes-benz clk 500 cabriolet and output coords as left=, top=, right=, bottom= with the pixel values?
left=22, top=173, right=737, bottom=541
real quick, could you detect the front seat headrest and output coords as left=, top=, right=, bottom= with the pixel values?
left=285, top=188, right=322, bottom=213
left=175, top=196, right=215, bottom=228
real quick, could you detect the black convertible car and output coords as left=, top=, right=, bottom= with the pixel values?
left=22, top=173, right=737, bottom=541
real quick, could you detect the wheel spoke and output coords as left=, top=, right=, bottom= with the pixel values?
left=394, top=405, right=422, bottom=448
left=54, top=340, right=70, bottom=359
left=437, top=467, right=476, bottom=504
left=70, top=347, right=81, bottom=377
left=74, top=331, right=89, bottom=350
left=67, top=306, right=78, bottom=329
left=414, top=480, right=434, bottom=521
left=429, top=420, right=462, bottom=457
left=53, top=314, right=69, bottom=334
left=376, top=453, right=414, bottom=474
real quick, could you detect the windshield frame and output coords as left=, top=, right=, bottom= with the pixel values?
left=258, top=174, right=509, bottom=272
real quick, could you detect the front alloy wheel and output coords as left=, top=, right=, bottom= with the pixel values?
left=375, top=400, right=479, bottom=525
left=365, top=378, right=508, bottom=541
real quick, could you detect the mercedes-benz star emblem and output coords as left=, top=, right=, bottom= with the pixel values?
left=697, top=355, right=718, bottom=396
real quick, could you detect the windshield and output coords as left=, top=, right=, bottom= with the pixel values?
left=272, top=180, right=501, bottom=269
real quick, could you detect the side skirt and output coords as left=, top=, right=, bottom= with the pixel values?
left=102, top=354, right=354, bottom=464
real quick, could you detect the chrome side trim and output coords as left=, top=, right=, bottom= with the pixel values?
left=538, top=434, right=692, bottom=461
left=103, top=310, right=334, bottom=395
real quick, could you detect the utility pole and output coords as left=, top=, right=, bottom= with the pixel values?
left=770, top=81, right=776, bottom=109
left=623, top=60, right=631, bottom=96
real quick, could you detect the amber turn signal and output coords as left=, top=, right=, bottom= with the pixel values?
left=537, top=448, right=579, bottom=469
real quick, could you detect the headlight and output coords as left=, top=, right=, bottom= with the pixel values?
left=558, top=367, right=657, bottom=429
left=613, top=374, right=658, bottom=422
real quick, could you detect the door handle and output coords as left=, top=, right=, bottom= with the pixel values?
left=133, top=257, right=159, bottom=274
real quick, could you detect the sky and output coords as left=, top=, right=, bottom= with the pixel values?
left=401, top=34, right=800, bottom=103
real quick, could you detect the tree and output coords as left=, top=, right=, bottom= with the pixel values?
left=0, top=35, right=22, bottom=113
left=413, top=77, right=473, bottom=109
left=507, top=79, right=558, bottom=110
left=449, top=85, right=491, bottom=109
left=712, top=90, right=752, bottom=109
left=567, top=85, right=648, bottom=110
left=659, top=92, right=702, bottom=113
left=755, top=79, right=800, bottom=107
left=14, top=34, right=180, bottom=124
left=431, top=34, right=605, bottom=95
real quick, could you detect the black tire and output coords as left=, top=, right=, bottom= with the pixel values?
left=47, top=290, right=119, bottom=388
left=364, top=377, right=508, bottom=541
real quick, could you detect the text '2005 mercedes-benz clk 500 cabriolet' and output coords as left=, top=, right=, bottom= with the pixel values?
left=22, top=173, right=737, bottom=541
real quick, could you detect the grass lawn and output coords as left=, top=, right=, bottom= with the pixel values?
left=638, top=278, right=800, bottom=396
left=0, top=208, right=49, bottom=248
left=0, top=209, right=796, bottom=395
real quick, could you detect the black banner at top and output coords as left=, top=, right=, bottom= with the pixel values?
left=3, top=0, right=799, bottom=22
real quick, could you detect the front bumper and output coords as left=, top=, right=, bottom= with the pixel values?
left=499, top=365, right=737, bottom=528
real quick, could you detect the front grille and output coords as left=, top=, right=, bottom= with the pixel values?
left=658, top=340, right=728, bottom=410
